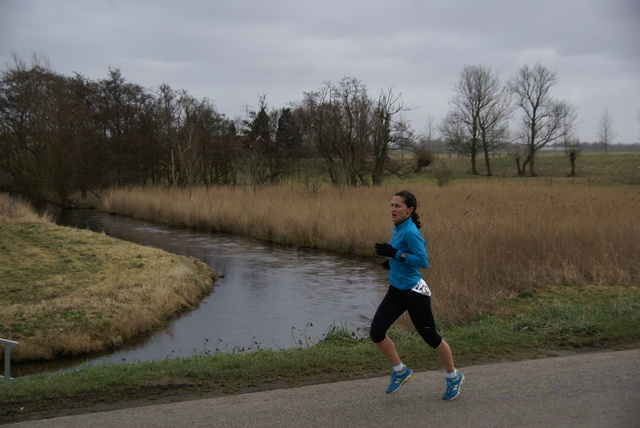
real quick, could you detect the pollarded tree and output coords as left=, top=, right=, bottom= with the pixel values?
left=413, top=115, right=437, bottom=173
left=509, top=62, right=577, bottom=177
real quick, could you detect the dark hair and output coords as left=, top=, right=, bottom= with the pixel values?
left=395, top=190, right=422, bottom=229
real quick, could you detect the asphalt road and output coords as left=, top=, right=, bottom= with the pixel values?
left=5, top=349, right=639, bottom=428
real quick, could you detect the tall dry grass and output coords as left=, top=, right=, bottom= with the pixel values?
left=101, top=183, right=640, bottom=323
left=0, top=193, right=52, bottom=223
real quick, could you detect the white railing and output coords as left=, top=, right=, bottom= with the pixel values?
left=1, top=338, right=19, bottom=380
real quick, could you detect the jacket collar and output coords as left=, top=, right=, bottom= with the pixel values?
left=394, top=217, right=412, bottom=230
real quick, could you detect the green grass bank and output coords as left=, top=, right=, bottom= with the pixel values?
left=2, top=283, right=639, bottom=423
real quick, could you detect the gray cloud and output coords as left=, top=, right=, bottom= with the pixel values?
left=1, top=0, right=638, bottom=142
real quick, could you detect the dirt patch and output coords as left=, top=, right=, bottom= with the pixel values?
left=1, top=375, right=344, bottom=424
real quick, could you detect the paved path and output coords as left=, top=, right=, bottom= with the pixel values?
left=5, top=349, right=639, bottom=428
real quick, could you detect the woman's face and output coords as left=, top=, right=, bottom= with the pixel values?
left=390, top=195, right=413, bottom=224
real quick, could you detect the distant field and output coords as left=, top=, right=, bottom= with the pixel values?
left=422, top=152, right=640, bottom=184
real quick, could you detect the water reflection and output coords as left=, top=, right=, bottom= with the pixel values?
left=12, top=210, right=388, bottom=375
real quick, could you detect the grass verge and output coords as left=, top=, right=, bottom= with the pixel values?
left=1, top=283, right=638, bottom=423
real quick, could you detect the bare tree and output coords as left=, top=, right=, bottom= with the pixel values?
left=333, top=76, right=371, bottom=186
left=0, top=55, right=47, bottom=197
left=236, top=141, right=270, bottom=195
left=175, top=99, right=205, bottom=188
left=439, top=111, right=468, bottom=155
left=370, top=87, right=411, bottom=185
left=509, top=62, right=577, bottom=177
left=474, top=68, right=512, bottom=176
left=299, top=84, right=339, bottom=184
left=298, top=77, right=412, bottom=186
left=154, top=86, right=231, bottom=188
left=157, top=90, right=202, bottom=187
left=0, top=54, right=91, bottom=204
left=597, top=109, right=616, bottom=154
left=300, top=77, right=371, bottom=187
left=153, top=83, right=181, bottom=183
left=423, top=115, right=437, bottom=151
left=441, top=65, right=512, bottom=176
left=95, top=68, right=156, bottom=186
left=1, top=54, right=244, bottom=200
left=246, top=96, right=291, bottom=183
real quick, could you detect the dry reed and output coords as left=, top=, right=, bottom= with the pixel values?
left=0, top=193, right=52, bottom=223
left=101, top=183, right=640, bottom=323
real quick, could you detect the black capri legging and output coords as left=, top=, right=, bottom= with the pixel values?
left=370, top=285, right=443, bottom=349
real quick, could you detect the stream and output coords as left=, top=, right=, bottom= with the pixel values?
left=12, top=210, right=388, bottom=376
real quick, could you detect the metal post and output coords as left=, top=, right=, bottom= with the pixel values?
left=1, top=338, right=19, bottom=381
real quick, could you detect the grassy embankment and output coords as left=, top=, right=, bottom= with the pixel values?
left=1, top=152, right=639, bottom=422
left=0, top=194, right=217, bottom=361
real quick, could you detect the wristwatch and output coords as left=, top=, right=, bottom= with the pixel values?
left=399, top=252, right=407, bottom=262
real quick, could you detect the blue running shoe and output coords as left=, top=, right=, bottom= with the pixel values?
left=442, top=370, right=464, bottom=400
left=385, top=367, right=413, bottom=394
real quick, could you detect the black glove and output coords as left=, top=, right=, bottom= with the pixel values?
left=380, top=260, right=390, bottom=270
left=375, top=243, right=398, bottom=258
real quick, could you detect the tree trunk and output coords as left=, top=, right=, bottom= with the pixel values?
left=470, top=144, right=479, bottom=175
left=569, top=151, right=577, bottom=177
left=483, top=148, right=492, bottom=176
left=527, top=152, right=537, bottom=177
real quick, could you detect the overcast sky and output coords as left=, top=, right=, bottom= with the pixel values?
left=1, top=0, right=639, bottom=143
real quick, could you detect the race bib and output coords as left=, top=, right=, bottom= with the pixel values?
left=411, top=278, right=431, bottom=296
